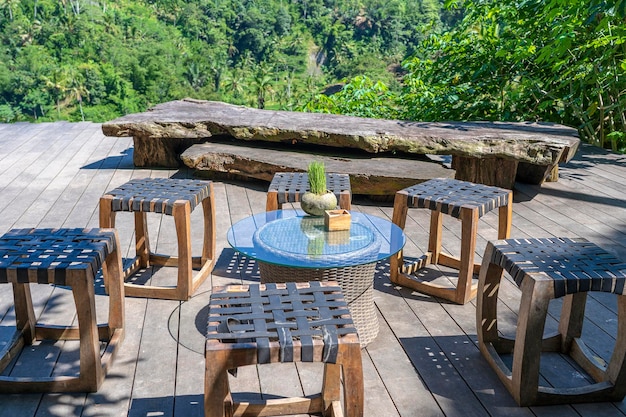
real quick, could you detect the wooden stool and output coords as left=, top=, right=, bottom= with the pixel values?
left=205, top=281, right=363, bottom=417
left=390, top=178, right=512, bottom=304
left=266, top=172, right=351, bottom=211
left=99, top=178, right=216, bottom=300
left=0, top=228, right=124, bottom=393
left=477, top=237, right=626, bottom=406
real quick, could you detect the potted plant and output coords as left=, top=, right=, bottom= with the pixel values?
left=300, top=161, right=338, bottom=216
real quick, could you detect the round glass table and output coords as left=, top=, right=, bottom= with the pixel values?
left=227, top=210, right=406, bottom=346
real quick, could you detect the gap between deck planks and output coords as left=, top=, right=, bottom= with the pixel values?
left=0, top=123, right=625, bottom=417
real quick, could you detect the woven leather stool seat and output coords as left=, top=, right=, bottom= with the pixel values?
left=100, top=178, right=216, bottom=300
left=0, top=228, right=124, bottom=393
left=477, top=237, right=626, bottom=406
left=266, top=172, right=351, bottom=211
left=205, top=281, right=363, bottom=417
left=391, top=178, right=512, bottom=304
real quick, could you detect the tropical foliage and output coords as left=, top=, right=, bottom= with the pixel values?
left=307, top=0, right=626, bottom=151
left=3, top=0, right=623, bottom=152
left=0, top=0, right=443, bottom=122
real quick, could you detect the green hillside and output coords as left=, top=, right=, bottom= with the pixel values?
left=2, top=0, right=624, bottom=152
left=0, top=0, right=443, bottom=122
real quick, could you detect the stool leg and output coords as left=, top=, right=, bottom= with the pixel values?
left=134, top=211, right=150, bottom=268
left=497, top=193, right=513, bottom=239
left=455, top=207, right=478, bottom=304
left=205, top=351, right=232, bottom=417
left=173, top=201, right=192, bottom=300
left=266, top=190, right=280, bottom=211
left=12, top=282, right=36, bottom=345
left=512, top=276, right=552, bottom=406
left=99, top=196, right=116, bottom=290
left=202, top=184, right=216, bottom=264
left=558, top=292, right=587, bottom=352
left=476, top=242, right=504, bottom=349
left=606, top=295, right=626, bottom=398
left=427, top=210, right=443, bottom=264
left=341, top=343, right=364, bottom=417
left=103, top=230, right=125, bottom=331
left=322, top=363, right=341, bottom=415
left=339, top=191, right=351, bottom=211
left=99, top=196, right=116, bottom=229
left=391, top=191, right=409, bottom=229
left=390, top=191, right=409, bottom=285
left=71, top=270, right=102, bottom=391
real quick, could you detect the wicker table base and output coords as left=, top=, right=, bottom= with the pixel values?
left=259, top=261, right=378, bottom=347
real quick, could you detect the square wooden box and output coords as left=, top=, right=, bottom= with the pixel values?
left=324, top=209, right=351, bottom=231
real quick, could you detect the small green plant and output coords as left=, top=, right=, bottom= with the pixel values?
left=307, top=161, right=327, bottom=195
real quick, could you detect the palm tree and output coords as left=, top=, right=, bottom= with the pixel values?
left=44, top=68, right=69, bottom=118
left=184, top=62, right=206, bottom=91
left=0, top=0, right=17, bottom=21
left=44, top=65, right=89, bottom=120
left=65, top=66, right=89, bottom=121
left=251, top=64, right=273, bottom=109
left=223, top=67, right=246, bottom=100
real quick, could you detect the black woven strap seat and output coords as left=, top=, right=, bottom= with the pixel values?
left=402, top=178, right=512, bottom=218
left=491, top=237, right=626, bottom=298
left=391, top=178, right=513, bottom=304
left=266, top=172, right=351, bottom=211
left=0, top=228, right=124, bottom=393
left=205, top=281, right=363, bottom=417
left=0, top=228, right=116, bottom=284
left=100, top=177, right=216, bottom=300
left=103, top=177, right=212, bottom=214
left=477, top=237, right=626, bottom=406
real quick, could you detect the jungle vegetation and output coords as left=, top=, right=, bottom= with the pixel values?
left=0, top=0, right=443, bottom=121
left=306, top=0, right=626, bottom=152
left=0, top=0, right=625, bottom=151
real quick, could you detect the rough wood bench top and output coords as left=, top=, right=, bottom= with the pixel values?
left=102, top=98, right=581, bottom=189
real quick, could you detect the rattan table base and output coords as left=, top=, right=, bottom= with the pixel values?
left=259, top=261, right=378, bottom=347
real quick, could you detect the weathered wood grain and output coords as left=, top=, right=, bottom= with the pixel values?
left=102, top=99, right=580, bottom=164
left=102, top=99, right=581, bottom=188
left=0, top=123, right=624, bottom=417
left=181, top=141, right=454, bottom=196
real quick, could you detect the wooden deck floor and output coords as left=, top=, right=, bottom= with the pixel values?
left=1, top=121, right=626, bottom=417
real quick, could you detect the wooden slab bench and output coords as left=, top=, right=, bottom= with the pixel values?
left=180, top=141, right=454, bottom=196
left=101, top=99, right=581, bottom=190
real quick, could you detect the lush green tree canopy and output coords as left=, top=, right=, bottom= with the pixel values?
left=4, top=0, right=620, bottom=152
left=0, top=0, right=444, bottom=122
left=307, top=0, right=626, bottom=151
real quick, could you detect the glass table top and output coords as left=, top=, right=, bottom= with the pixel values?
left=227, top=210, right=406, bottom=269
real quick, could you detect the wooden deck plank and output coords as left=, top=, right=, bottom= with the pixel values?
left=365, top=301, right=442, bottom=417
left=1, top=122, right=626, bottom=417
left=13, top=124, right=105, bottom=228
left=0, top=123, right=91, bottom=228
left=0, top=122, right=52, bottom=174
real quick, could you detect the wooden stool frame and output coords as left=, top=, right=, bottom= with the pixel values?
left=266, top=172, right=351, bottom=212
left=477, top=237, right=626, bottom=406
left=205, top=282, right=364, bottom=417
left=99, top=178, right=216, bottom=301
left=390, top=178, right=512, bottom=304
left=0, top=228, right=125, bottom=393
